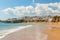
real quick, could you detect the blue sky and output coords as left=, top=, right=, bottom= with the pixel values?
left=0, top=0, right=60, bottom=20
left=0, top=0, right=60, bottom=10
left=0, top=0, right=32, bottom=10
left=35, top=0, right=60, bottom=3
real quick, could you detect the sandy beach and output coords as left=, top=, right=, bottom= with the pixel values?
left=47, top=22, right=60, bottom=27
left=25, top=22, right=60, bottom=27
left=43, top=22, right=60, bottom=40
left=0, top=22, right=60, bottom=40
left=0, top=24, right=48, bottom=40
left=43, top=27, right=60, bottom=40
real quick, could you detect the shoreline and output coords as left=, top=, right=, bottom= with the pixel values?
left=0, top=22, right=60, bottom=40
left=23, top=22, right=60, bottom=27
left=0, top=25, right=32, bottom=40
left=0, top=24, right=49, bottom=40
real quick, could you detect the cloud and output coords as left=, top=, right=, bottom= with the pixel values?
left=3, top=6, right=35, bottom=16
left=3, top=8, right=13, bottom=14
left=35, top=2, right=60, bottom=16
left=2, top=2, right=60, bottom=17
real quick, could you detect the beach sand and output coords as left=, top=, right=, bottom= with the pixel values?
left=43, top=27, right=60, bottom=40
left=47, top=22, right=60, bottom=27
left=1, top=22, right=60, bottom=40
left=0, top=25, right=48, bottom=40
left=25, top=22, right=60, bottom=40
left=26, top=22, right=60, bottom=27
left=42, top=22, right=60, bottom=40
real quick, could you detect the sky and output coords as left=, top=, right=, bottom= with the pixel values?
left=0, top=0, right=60, bottom=20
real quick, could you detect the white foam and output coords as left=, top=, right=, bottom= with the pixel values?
left=0, top=25, right=48, bottom=40
left=0, top=25, right=32, bottom=39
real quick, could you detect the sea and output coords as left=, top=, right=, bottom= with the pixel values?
left=0, top=23, right=32, bottom=39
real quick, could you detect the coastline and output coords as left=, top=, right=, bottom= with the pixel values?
left=24, top=22, right=60, bottom=40
left=24, top=22, right=60, bottom=27
left=0, top=23, right=49, bottom=40
left=0, top=25, right=32, bottom=40
left=0, top=22, right=60, bottom=40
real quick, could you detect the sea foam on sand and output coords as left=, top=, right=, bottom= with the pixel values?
left=0, top=25, right=32, bottom=39
left=0, top=24, right=48, bottom=40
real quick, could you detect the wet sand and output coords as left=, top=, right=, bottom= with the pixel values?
left=0, top=24, right=48, bottom=40
left=1, top=22, right=60, bottom=40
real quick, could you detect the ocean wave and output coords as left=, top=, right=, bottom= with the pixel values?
left=0, top=25, right=32, bottom=39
